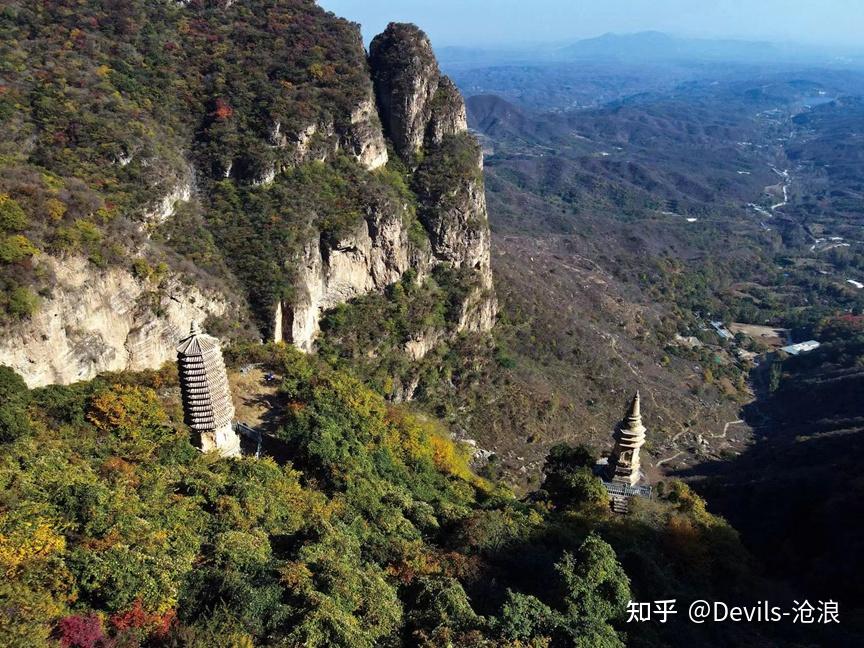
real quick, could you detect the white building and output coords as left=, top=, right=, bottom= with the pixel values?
left=781, top=340, right=821, bottom=356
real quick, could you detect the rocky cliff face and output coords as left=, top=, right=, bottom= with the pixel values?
left=274, top=22, right=496, bottom=352
left=259, top=29, right=389, bottom=183
left=419, top=143, right=497, bottom=336
left=0, top=13, right=494, bottom=386
left=142, top=169, right=194, bottom=227
left=370, top=23, right=494, bottom=335
left=276, top=202, right=430, bottom=351
left=427, top=77, right=470, bottom=148
left=0, top=256, right=227, bottom=388
left=214, top=27, right=390, bottom=187
left=344, top=97, right=390, bottom=171
left=273, top=93, right=389, bottom=177
left=369, top=23, right=468, bottom=162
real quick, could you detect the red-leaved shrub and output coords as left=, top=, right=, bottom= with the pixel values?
left=56, top=614, right=106, bottom=648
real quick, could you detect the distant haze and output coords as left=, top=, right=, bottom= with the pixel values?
left=318, top=0, right=864, bottom=52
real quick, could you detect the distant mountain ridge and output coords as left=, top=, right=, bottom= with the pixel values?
left=438, top=31, right=862, bottom=69
left=560, top=31, right=801, bottom=63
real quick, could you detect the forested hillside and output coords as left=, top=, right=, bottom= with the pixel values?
left=0, top=0, right=494, bottom=387
left=458, top=51, right=864, bottom=640
left=1, top=0, right=367, bottom=321
left=0, top=349, right=801, bottom=647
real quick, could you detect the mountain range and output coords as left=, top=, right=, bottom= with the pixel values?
left=1, top=2, right=863, bottom=646
left=439, top=30, right=864, bottom=68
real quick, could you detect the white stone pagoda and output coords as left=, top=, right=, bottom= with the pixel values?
left=607, top=391, right=647, bottom=487
left=176, top=322, right=240, bottom=457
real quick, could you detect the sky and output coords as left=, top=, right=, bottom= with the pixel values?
left=317, top=0, right=864, bottom=50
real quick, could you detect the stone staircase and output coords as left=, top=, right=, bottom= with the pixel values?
left=610, top=494, right=629, bottom=514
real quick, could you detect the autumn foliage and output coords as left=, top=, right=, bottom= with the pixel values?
left=0, top=343, right=770, bottom=647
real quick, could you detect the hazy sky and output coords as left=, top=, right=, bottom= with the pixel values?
left=318, top=0, right=864, bottom=49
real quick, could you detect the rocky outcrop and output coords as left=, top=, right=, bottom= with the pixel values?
left=275, top=205, right=430, bottom=351
left=277, top=162, right=496, bottom=353
left=369, top=23, right=467, bottom=163
left=419, top=152, right=491, bottom=274
left=278, top=92, right=389, bottom=173
left=144, top=178, right=192, bottom=224
left=243, top=31, right=388, bottom=185
left=0, top=256, right=227, bottom=388
left=275, top=22, right=497, bottom=352
left=414, top=133, right=497, bottom=331
left=368, top=23, right=494, bottom=332
left=369, top=23, right=439, bottom=161
left=404, top=328, right=446, bottom=362
left=344, top=97, right=390, bottom=171
left=427, top=77, right=469, bottom=147
left=458, top=281, right=498, bottom=333
left=256, top=95, right=388, bottom=186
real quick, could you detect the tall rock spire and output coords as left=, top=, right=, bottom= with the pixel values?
left=369, top=22, right=468, bottom=163
left=176, top=321, right=240, bottom=457
left=607, top=391, right=647, bottom=486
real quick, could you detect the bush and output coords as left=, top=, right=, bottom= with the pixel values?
left=55, top=615, right=106, bottom=648
left=0, top=366, right=31, bottom=442
left=0, top=194, right=28, bottom=231
left=7, top=285, right=39, bottom=318
left=0, top=234, right=37, bottom=263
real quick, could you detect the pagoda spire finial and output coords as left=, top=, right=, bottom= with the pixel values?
left=189, top=320, right=201, bottom=336
left=628, top=391, right=641, bottom=420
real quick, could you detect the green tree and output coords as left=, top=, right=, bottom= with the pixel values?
left=541, top=444, right=608, bottom=510
left=0, top=366, right=31, bottom=443
left=86, top=384, right=174, bottom=459
left=496, top=589, right=557, bottom=642
left=555, top=533, right=630, bottom=647
left=406, top=576, right=482, bottom=645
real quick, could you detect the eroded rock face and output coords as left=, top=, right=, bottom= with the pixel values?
left=268, top=91, right=389, bottom=177
left=143, top=178, right=192, bottom=225
left=427, top=77, right=469, bottom=147
left=0, top=256, right=227, bottom=387
left=404, top=328, right=445, bottom=362
left=283, top=94, right=389, bottom=172
left=422, top=159, right=491, bottom=276
left=278, top=143, right=497, bottom=352
left=369, top=23, right=467, bottom=162
left=246, top=27, right=389, bottom=182
left=276, top=206, right=431, bottom=350
left=345, top=97, right=390, bottom=171
left=415, top=135, right=497, bottom=332
left=370, top=23, right=440, bottom=161
left=277, top=22, right=497, bottom=353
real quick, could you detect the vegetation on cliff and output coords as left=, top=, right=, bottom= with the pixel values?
left=0, top=0, right=488, bottom=341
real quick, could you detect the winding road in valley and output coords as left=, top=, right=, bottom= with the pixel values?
left=770, top=167, right=790, bottom=212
